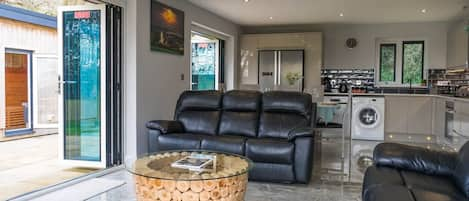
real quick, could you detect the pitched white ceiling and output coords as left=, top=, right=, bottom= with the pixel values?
left=188, top=0, right=469, bottom=25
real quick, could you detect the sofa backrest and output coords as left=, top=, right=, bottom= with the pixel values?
left=454, top=141, right=469, bottom=197
left=175, top=90, right=222, bottom=135
left=258, top=91, right=312, bottom=139
left=219, top=90, right=262, bottom=137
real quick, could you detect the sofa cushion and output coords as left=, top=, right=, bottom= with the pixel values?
left=175, top=91, right=222, bottom=135
left=401, top=170, right=463, bottom=197
left=259, top=91, right=312, bottom=139
left=157, top=133, right=205, bottom=151
left=248, top=162, right=295, bottom=183
left=411, top=189, right=466, bottom=201
left=453, top=142, right=469, bottom=197
left=175, top=90, right=222, bottom=112
left=222, top=90, right=261, bottom=111
left=363, top=166, right=404, bottom=189
left=259, top=113, right=310, bottom=139
left=363, top=185, right=414, bottom=201
left=177, top=111, right=220, bottom=135
left=262, top=91, right=312, bottom=116
left=201, top=135, right=246, bottom=155
left=246, top=138, right=294, bottom=164
left=219, top=90, right=261, bottom=137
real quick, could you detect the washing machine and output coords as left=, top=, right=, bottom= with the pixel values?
left=351, top=97, right=385, bottom=140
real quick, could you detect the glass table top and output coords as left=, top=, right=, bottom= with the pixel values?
left=126, top=150, right=252, bottom=181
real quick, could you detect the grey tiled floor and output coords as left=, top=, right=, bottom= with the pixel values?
left=88, top=129, right=364, bottom=201
left=87, top=128, right=456, bottom=201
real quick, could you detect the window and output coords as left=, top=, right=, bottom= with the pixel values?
left=376, top=40, right=425, bottom=85
left=379, top=44, right=396, bottom=82
left=402, top=41, right=424, bottom=84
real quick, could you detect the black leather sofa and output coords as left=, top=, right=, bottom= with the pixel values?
left=146, top=90, right=316, bottom=183
left=362, top=142, right=469, bottom=201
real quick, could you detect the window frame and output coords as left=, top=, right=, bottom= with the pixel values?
left=401, top=41, right=425, bottom=84
left=379, top=43, right=397, bottom=82
left=375, top=39, right=426, bottom=87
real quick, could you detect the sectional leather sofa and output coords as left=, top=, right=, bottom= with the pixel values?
left=362, top=142, right=469, bottom=201
left=146, top=90, right=316, bottom=183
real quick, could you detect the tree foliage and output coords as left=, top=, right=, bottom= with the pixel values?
left=0, top=0, right=87, bottom=16
left=403, top=43, right=424, bottom=84
left=380, top=45, right=395, bottom=82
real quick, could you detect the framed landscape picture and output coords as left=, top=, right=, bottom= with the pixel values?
left=150, top=0, right=185, bottom=55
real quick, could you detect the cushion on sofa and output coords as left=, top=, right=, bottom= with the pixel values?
left=201, top=135, right=246, bottom=155
left=174, top=90, right=222, bottom=135
left=363, top=185, right=414, bottom=201
left=259, top=113, right=310, bottom=139
left=248, top=162, right=295, bottom=183
left=259, top=91, right=312, bottom=139
left=363, top=166, right=404, bottom=188
left=219, top=90, right=261, bottom=137
left=246, top=138, right=294, bottom=164
left=411, top=188, right=466, bottom=201
left=261, top=91, right=312, bottom=116
left=175, top=90, right=222, bottom=112
left=401, top=170, right=463, bottom=197
left=157, top=133, right=205, bottom=150
left=177, top=111, right=220, bottom=135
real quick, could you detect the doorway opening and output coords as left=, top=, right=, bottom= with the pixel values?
left=5, top=50, right=32, bottom=135
left=190, top=31, right=225, bottom=91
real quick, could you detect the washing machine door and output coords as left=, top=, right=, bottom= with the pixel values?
left=356, top=106, right=381, bottom=128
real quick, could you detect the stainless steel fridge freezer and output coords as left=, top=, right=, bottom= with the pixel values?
left=258, top=50, right=304, bottom=91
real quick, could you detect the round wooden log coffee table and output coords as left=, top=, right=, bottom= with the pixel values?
left=127, top=150, right=252, bottom=201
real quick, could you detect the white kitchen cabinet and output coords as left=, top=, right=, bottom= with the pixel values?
left=454, top=100, right=469, bottom=137
left=407, top=97, right=433, bottom=134
left=432, top=97, right=446, bottom=136
left=384, top=96, right=433, bottom=135
left=385, top=96, right=409, bottom=134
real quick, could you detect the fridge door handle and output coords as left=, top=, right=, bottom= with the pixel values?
left=273, top=51, right=278, bottom=86
left=278, top=51, right=281, bottom=86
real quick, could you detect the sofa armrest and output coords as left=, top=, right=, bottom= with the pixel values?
left=373, top=143, right=457, bottom=176
left=146, top=120, right=184, bottom=134
left=294, top=137, right=314, bottom=183
left=288, top=127, right=315, bottom=141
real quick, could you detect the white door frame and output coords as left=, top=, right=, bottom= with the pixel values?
left=57, top=4, right=107, bottom=168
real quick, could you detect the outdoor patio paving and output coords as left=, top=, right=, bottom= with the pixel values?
left=0, top=131, right=98, bottom=200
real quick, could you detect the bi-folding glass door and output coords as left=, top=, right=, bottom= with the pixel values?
left=58, top=5, right=107, bottom=168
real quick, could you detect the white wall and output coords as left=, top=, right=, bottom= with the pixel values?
left=447, top=20, right=468, bottom=68
left=125, top=0, right=240, bottom=157
left=242, top=22, right=449, bottom=70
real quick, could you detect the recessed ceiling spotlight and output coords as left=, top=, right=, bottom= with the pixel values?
left=421, top=9, right=427, bottom=13
left=339, top=13, right=344, bottom=17
left=269, top=16, right=273, bottom=20
left=244, top=0, right=249, bottom=2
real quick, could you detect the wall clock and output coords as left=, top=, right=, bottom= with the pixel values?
left=346, top=38, right=358, bottom=49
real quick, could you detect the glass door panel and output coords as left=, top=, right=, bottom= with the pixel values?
left=58, top=5, right=107, bottom=168
left=191, top=32, right=219, bottom=90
